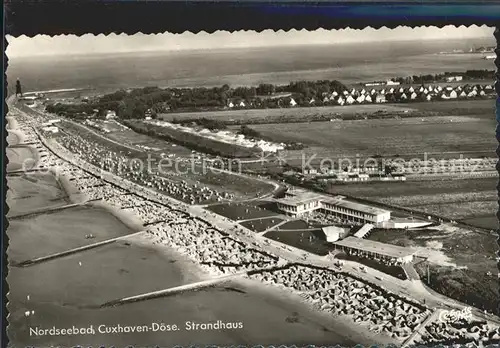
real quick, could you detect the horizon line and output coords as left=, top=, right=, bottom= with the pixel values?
left=7, top=35, right=493, bottom=59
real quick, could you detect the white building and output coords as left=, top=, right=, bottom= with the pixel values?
left=375, top=94, right=386, bottom=103
left=386, top=80, right=400, bottom=86
left=276, top=189, right=391, bottom=224
left=333, top=237, right=415, bottom=263
left=446, top=75, right=463, bottom=82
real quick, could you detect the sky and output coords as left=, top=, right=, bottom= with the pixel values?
left=6, top=25, right=493, bottom=58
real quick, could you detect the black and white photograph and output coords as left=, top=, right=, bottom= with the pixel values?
left=5, top=25, right=499, bottom=347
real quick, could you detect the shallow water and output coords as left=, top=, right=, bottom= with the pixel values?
left=8, top=204, right=135, bottom=264
left=7, top=174, right=69, bottom=216
left=7, top=238, right=361, bottom=347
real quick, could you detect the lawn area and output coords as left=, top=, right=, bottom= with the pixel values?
left=160, top=104, right=414, bottom=124
left=240, top=217, right=284, bottom=233
left=264, top=229, right=332, bottom=256
left=206, top=201, right=279, bottom=221
left=250, top=114, right=495, bottom=160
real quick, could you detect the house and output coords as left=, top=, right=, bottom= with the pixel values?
left=398, top=87, right=404, bottom=93
left=459, top=91, right=467, bottom=98
left=467, top=90, right=477, bottom=98
left=346, top=95, right=355, bottom=105
left=388, top=88, right=395, bottom=94
left=289, top=98, right=297, bottom=107
left=408, top=86, right=415, bottom=93
left=228, top=101, right=234, bottom=108
left=331, top=91, right=339, bottom=97
left=336, top=96, right=345, bottom=106
left=386, top=80, right=400, bottom=86
left=374, top=94, right=386, bottom=103
left=400, top=93, right=408, bottom=101
left=323, top=96, right=330, bottom=103
left=356, top=95, right=366, bottom=104
left=309, top=98, right=316, bottom=105
left=410, top=92, right=418, bottom=100
left=380, top=89, right=386, bottom=95
left=370, top=88, right=376, bottom=95
left=360, top=89, right=366, bottom=95
left=479, top=90, right=486, bottom=97
left=349, top=88, right=357, bottom=96
left=425, top=94, right=433, bottom=101
left=365, top=95, right=373, bottom=103
left=239, top=101, right=246, bottom=107
left=446, top=75, right=463, bottom=82
left=449, top=90, right=458, bottom=99
left=418, top=86, right=425, bottom=93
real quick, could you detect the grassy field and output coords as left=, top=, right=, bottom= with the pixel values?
left=250, top=114, right=495, bottom=161
left=160, top=104, right=415, bottom=124
left=160, top=99, right=494, bottom=126
left=240, top=217, right=284, bottom=232
left=264, top=229, right=332, bottom=256
left=276, top=220, right=311, bottom=230
left=408, top=99, right=495, bottom=114
left=369, top=226, right=498, bottom=315
left=206, top=201, right=279, bottom=221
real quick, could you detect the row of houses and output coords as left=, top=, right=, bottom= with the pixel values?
left=227, top=83, right=495, bottom=108
left=319, top=83, right=495, bottom=105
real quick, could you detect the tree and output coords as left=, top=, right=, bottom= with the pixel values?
left=257, top=83, right=275, bottom=96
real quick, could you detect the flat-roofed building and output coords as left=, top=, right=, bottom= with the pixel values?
left=276, top=191, right=324, bottom=216
left=276, top=189, right=391, bottom=224
left=334, top=236, right=415, bottom=263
